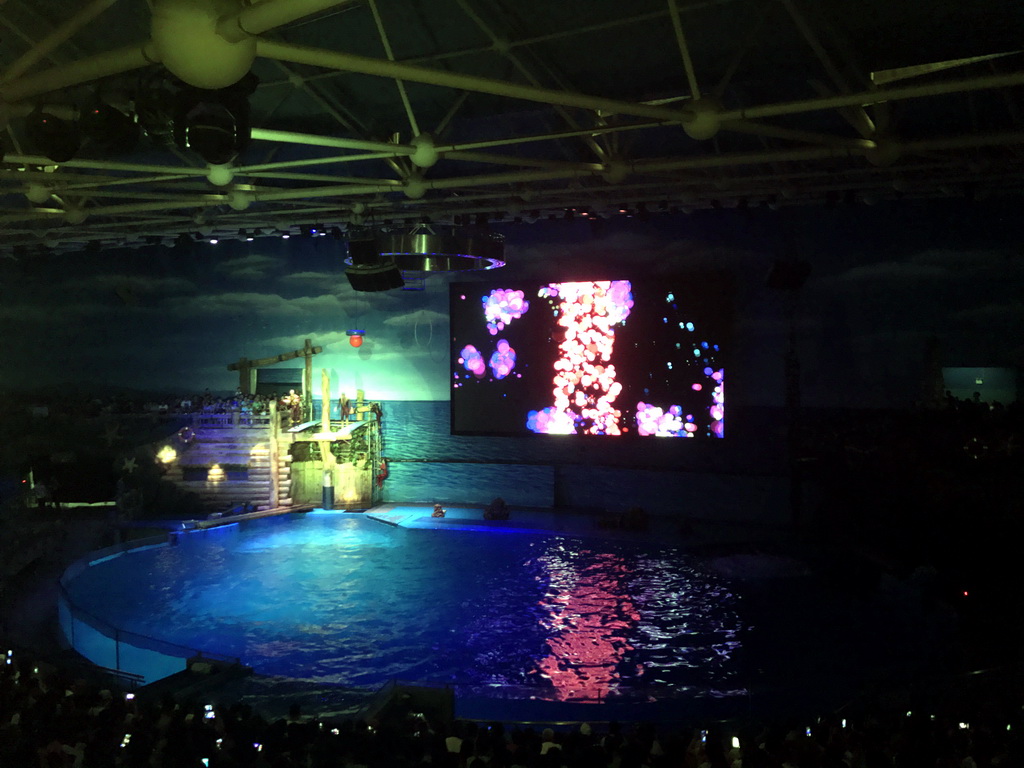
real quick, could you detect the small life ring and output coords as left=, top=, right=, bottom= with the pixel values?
left=376, top=459, right=389, bottom=489
left=963, top=436, right=988, bottom=460
left=177, top=426, right=197, bottom=446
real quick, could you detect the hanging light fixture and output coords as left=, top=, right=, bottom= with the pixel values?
left=25, top=109, right=80, bottom=162
left=343, top=223, right=504, bottom=291
left=173, top=73, right=257, bottom=165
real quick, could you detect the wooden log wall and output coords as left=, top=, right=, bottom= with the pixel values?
left=160, top=423, right=292, bottom=511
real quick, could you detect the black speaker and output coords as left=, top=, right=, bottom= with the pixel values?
left=345, top=262, right=405, bottom=291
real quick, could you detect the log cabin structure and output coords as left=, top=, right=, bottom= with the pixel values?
left=154, top=378, right=382, bottom=513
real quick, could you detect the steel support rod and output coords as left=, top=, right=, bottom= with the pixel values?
left=255, top=39, right=693, bottom=123
left=0, top=42, right=157, bottom=102
left=1, top=0, right=121, bottom=84
left=367, top=0, right=420, bottom=138
left=1, top=153, right=206, bottom=175
left=217, top=0, right=360, bottom=43
left=781, top=0, right=874, bottom=137
left=667, top=0, right=701, bottom=99
left=250, top=127, right=414, bottom=155
left=719, top=71, right=1024, bottom=122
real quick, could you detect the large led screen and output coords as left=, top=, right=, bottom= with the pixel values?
left=450, top=273, right=733, bottom=438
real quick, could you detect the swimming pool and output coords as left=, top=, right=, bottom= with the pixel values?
left=61, top=511, right=748, bottom=704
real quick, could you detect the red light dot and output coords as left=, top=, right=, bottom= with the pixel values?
left=963, top=590, right=969, bottom=597
left=350, top=335, right=363, bottom=348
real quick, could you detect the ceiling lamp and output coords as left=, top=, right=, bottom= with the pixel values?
left=81, top=103, right=140, bottom=155
left=174, top=74, right=256, bottom=165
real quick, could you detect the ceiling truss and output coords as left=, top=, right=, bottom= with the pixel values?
left=0, top=0, right=1020, bottom=253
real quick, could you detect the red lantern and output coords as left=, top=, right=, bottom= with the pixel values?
left=346, top=329, right=365, bottom=347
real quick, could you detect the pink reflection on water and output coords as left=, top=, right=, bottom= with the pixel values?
left=533, top=549, right=640, bottom=701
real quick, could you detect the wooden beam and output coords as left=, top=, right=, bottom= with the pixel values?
left=227, top=339, right=323, bottom=371
left=227, top=338, right=323, bottom=397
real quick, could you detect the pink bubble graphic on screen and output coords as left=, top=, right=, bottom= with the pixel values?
left=526, top=406, right=576, bottom=434
left=459, top=344, right=487, bottom=377
left=529, top=280, right=633, bottom=434
left=488, top=339, right=517, bottom=380
left=635, top=401, right=687, bottom=437
left=483, top=288, right=530, bottom=335
left=708, top=368, right=725, bottom=437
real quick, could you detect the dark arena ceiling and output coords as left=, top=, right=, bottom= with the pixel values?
left=0, top=0, right=1022, bottom=253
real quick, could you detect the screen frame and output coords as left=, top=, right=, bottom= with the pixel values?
left=448, top=270, right=735, bottom=440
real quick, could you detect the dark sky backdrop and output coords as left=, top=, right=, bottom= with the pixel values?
left=1, top=196, right=1021, bottom=408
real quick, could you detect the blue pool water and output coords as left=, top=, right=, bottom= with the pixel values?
left=64, top=512, right=748, bottom=703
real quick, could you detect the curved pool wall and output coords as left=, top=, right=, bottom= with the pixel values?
left=59, top=534, right=241, bottom=685
left=60, top=509, right=748, bottom=700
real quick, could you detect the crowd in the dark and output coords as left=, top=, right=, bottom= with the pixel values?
left=1, top=645, right=1022, bottom=768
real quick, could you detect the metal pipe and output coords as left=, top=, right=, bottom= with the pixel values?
left=1, top=0, right=121, bottom=84
left=667, top=0, right=701, bottom=100
left=2, top=153, right=205, bottom=176
left=720, top=71, right=1024, bottom=122
left=444, top=150, right=604, bottom=172
left=780, top=0, right=874, bottom=138
left=252, top=168, right=576, bottom=203
left=400, top=0, right=739, bottom=66
left=452, top=0, right=608, bottom=163
left=0, top=42, right=157, bottom=102
left=722, top=120, right=876, bottom=150
left=434, top=121, right=671, bottom=152
left=635, top=146, right=856, bottom=173
left=255, top=39, right=693, bottom=123
left=0, top=197, right=224, bottom=223
left=250, top=127, right=414, bottom=155
left=217, top=0, right=360, bottom=43
left=367, top=0, right=420, bottom=138
left=240, top=153, right=412, bottom=172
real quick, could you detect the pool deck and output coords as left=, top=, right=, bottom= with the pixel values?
left=348, top=503, right=786, bottom=554
left=364, top=503, right=660, bottom=538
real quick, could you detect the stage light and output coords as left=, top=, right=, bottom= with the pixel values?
left=174, top=74, right=256, bottom=165
left=181, top=101, right=239, bottom=164
left=25, top=109, right=80, bottom=162
left=81, top=103, right=140, bottom=155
